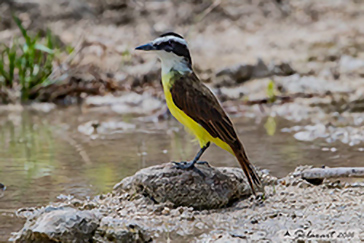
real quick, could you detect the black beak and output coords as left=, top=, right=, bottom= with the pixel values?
left=135, top=42, right=156, bottom=51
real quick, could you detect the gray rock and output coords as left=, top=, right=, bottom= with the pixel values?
left=113, top=163, right=253, bottom=209
left=215, top=63, right=255, bottom=85
left=13, top=207, right=100, bottom=243
left=94, top=217, right=152, bottom=243
left=214, top=59, right=295, bottom=86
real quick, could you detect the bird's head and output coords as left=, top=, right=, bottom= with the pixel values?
left=135, top=32, right=192, bottom=75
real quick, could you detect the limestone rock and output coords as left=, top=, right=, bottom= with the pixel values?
left=113, top=163, right=253, bottom=209
left=13, top=207, right=100, bottom=243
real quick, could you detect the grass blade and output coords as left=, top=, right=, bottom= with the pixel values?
left=46, top=29, right=54, bottom=49
left=0, top=50, right=10, bottom=85
left=7, top=46, right=16, bottom=86
left=12, top=15, right=31, bottom=46
left=1, top=15, right=64, bottom=103
left=34, top=44, right=54, bottom=54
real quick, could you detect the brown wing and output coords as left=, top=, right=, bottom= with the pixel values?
left=170, top=71, right=239, bottom=147
left=170, top=71, right=263, bottom=194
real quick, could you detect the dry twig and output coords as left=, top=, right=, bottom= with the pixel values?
left=301, top=167, right=364, bottom=180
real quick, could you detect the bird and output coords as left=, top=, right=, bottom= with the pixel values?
left=135, top=32, right=262, bottom=195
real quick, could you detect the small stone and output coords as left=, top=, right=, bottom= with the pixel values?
left=161, top=207, right=170, bottom=215
left=177, top=207, right=185, bottom=214
left=180, top=212, right=195, bottom=221
left=297, top=181, right=312, bottom=188
left=83, top=202, right=99, bottom=210
left=70, top=199, right=83, bottom=207
left=251, top=218, right=259, bottom=224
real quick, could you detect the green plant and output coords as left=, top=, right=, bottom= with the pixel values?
left=266, top=80, right=277, bottom=103
left=0, top=15, right=61, bottom=102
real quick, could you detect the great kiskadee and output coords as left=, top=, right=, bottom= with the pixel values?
left=136, top=32, right=262, bottom=195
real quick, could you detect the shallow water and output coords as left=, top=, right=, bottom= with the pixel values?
left=0, top=107, right=363, bottom=241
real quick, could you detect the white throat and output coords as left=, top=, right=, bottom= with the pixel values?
left=157, top=51, right=191, bottom=75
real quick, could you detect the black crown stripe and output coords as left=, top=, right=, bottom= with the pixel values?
left=159, top=32, right=184, bottom=39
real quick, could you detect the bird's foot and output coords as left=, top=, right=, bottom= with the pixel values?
left=172, top=160, right=195, bottom=170
left=172, top=161, right=207, bottom=177
left=196, top=161, right=210, bottom=167
left=172, top=160, right=210, bottom=169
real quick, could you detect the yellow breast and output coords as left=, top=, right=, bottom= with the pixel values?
left=162, top=73, right=205, bottom=141
left=162, top=73, right=233, bottom=154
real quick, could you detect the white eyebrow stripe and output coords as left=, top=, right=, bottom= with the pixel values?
left=152, top=36, right=187, bottom=46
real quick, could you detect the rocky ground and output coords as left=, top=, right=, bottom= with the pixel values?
left=11, top=164, right=364, bottom=242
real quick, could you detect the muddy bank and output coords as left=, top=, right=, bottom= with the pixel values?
left=2, top=0, right=364, bottom=107
left=11, top=163, right=364, bottom=242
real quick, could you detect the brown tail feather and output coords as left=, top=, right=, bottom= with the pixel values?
left=233, top=148, right=262, bottom=195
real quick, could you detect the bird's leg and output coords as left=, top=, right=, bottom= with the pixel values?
left=173, top=142, right=210, bottom=171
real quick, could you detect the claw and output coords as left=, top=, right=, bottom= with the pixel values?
left=172, top=161, right=206, bottom=177
left=172, top=161, right=195, bottom=170
left=196, top=161, right=210, bottom=167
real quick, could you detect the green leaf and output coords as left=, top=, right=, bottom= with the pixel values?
left=46, top=29, right=54, bottom=49
left=13, top=15, right=31, bottom=46
left=22, top=43, right=29, bottom=53
left=34, top=44, right=54, bottom=54
left=0, top=50, right=10, bottom=84
left=266, top=80, right=276, bottom=103
left=32, top=64, right=40, bottom=76
left=66, top=45, right=74, bottom=54
left=7, top=47, right=16, bottom=84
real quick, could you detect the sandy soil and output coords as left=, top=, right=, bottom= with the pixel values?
left=12, top=165, right=364, bottom=242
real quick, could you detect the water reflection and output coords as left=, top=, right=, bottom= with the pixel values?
left=0, top=109, right=363, bottom=240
